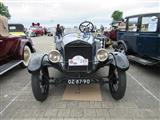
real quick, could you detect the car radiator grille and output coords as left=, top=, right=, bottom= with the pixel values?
left=64, top=41, right=92, bottom=72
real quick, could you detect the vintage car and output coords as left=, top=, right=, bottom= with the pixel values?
left=0, top=15, right=35, bottom=75
left=103, top=20, right=127, bottom=43
left=8, top=24, right=26, bottom=37
left=28, top=21, right=129, bottom=102
left=46, top=27, right=54, bottom=36
left=116, top=13, right=160, bottom=65
left=28, top=23, right=44, bottom=37
left=104, top=29, right=117, bottom=41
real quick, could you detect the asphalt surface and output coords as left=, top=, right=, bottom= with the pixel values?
left=0, top=35, right=160, bottom=120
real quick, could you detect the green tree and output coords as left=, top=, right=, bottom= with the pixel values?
left=111, top=10, right=123, bottom=21
left=0, top=2, right=11, bottom=19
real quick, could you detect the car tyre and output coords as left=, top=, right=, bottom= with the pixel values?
left=109, top=65, right=126, bottom=100
left=31, top=67, right=49, bottom=102
left=118, top=43, right=127, bottom=54
left=21, top=45, right=31, bottom=68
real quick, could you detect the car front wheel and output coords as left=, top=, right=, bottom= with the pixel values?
left=109, top=65, right=126, bottom=100
left=118, top=43, right=127, bottom=54
left=31, top=67, right=49, bottom=102
left=21, top=45, right=31, bottom=68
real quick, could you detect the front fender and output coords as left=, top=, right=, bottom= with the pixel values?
left=18, top=39, right=35, bottom=59
left=109, top=52, right=129, bottom=71
left=28, top=53, right=64, bottom=73
left=28, top=53, right=46, bottom=73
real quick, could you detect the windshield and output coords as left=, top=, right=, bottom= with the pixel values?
left=30, top=27, right=37, bottom=30
left=30, top=26, right=43, bottom=30
left=8, top=24, right=24, bottom=32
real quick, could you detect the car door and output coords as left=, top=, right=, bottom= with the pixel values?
left=124, top=17, right=139, bottom=53
left=0, top=36, right=19, bottom=62
left=138, top=15, right=160, bottom=58
left=117, top=19, right=127, bottom=42
left=0, top=38, right=6, bottom=59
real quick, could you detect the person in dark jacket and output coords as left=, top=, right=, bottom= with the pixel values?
left=55, top=24, right=62, bottom=39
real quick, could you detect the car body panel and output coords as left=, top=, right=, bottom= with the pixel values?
left=28, top=53, right=45, bottom=72
left=0, top=36, right=20, bottom=62
left=109, top=52, right=129, bottom=70
left=0, top=35, right=35, bottom=64
left=117, top=13, right=160, bottom=62
left=138, top=33, right=159, bottom=57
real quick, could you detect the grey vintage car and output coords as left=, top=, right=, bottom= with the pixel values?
left=28, top=21, right=129, bottom=102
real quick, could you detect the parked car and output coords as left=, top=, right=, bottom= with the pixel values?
left=8, top=24, right=26, bottom=37
left=104, top=29, right=117, bottom=41
left=28, top=21, right=129, bottom=102
left=104, top=20, right=126, bottom=42
left=47, top=27, right=54, bottom=36
left=0, top=15, right=35, bottom=75
left=116, top=13, right=160, bottom=65
left=28, top=23, right=44, bottom=37
left=103, top=31, right=113, bottom=47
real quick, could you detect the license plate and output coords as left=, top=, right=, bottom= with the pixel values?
left=69, top=55, right=88, bottom=66
left=68, top=79, right=91, bottom=85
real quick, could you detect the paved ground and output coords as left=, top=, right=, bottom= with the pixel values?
left=0, top=35, right=160, bottom=120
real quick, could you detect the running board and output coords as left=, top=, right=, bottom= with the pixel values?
left=128, top=55, right=159, bottom=65
left=0, top=60, right=23, bottom=75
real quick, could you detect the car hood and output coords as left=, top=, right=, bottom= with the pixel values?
left=62, top=32, right=94, bottom=46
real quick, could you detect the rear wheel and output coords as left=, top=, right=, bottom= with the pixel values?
left=109, top=65, right=126, bottom=100
left=21, top=45, right=31, bottom=68
left=31, top=67, right=49, bottom=102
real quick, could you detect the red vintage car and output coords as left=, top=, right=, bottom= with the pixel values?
left=28, top=23, right=44, bottom=37
left=0, top=15, right=35, bottom=75
left=104, top=20, right=126, bottom=41
left=104, top=29, right=117, bottom=41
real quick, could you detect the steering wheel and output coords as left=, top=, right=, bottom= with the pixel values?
left=79, top=21, right=94, bottom=33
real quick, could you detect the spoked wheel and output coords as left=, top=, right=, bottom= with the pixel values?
left=21, top=45, right=31, bottom=68
left=31, top=67, right=49, bottom=102
left=109, top=65, right=126, bottom=100
left=118, top=43, right=127, bottom=54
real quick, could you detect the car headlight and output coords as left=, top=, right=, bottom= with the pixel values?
left=48, top=50, right=61, bottom=63
left=96, top=48, right=108, bottom=62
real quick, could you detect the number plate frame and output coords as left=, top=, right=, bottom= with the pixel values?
left=67, top=79, right=91, bottom=85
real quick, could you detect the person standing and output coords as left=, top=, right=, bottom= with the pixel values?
left=60, top=25, right=65, bottom=36
left=55, top=24, right=62, bottom=39
left=100, top=25, right=104, bottom=34
left=44, top=27, right=47, bottom=35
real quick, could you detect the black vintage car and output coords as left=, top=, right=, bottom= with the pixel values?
left=28, top=21, right=129, bottom=102
left=117, top=13, right=160, bottom=65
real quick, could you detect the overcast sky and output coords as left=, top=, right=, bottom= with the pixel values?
left=2, top=0, right=160, bottom=28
